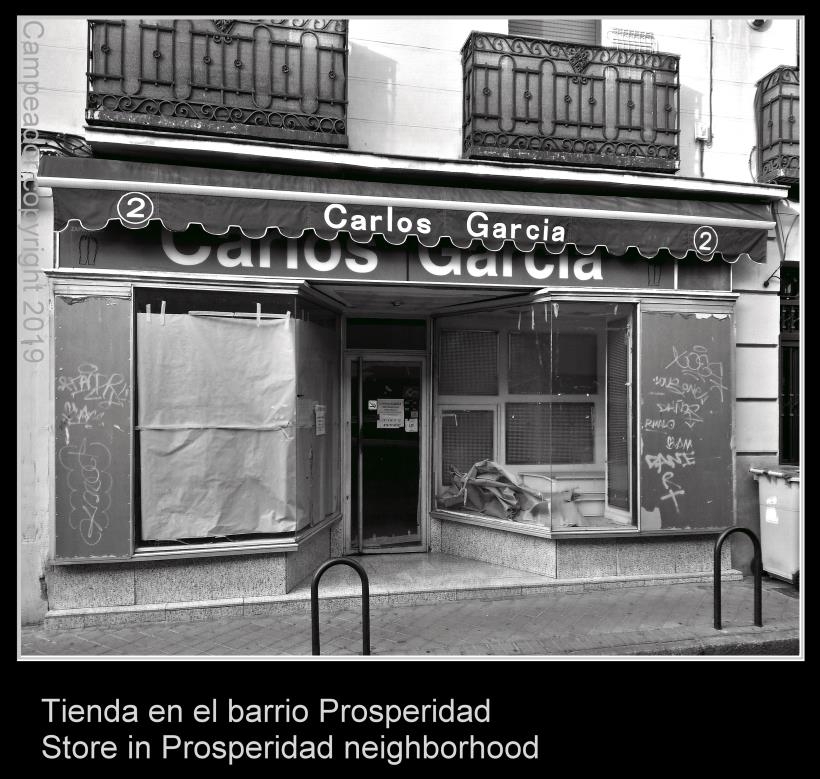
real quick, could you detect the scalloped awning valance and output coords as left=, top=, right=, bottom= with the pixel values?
left=39, top=157, right=774, bottom=263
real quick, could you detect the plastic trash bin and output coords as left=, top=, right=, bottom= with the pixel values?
left=750, top=466, right=801, bottom=587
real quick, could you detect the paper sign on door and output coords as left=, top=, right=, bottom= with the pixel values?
left=376, top=398, right=404, bottom=429
left=404, top=419, right=418, bottom=432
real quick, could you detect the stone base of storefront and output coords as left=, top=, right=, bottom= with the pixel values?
left=431, top=514, right=734, bottom=579
left=43, top=519, right=339, bottom=627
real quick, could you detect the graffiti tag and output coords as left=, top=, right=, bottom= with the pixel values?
left=57, top=363, right=129, bottom=409
left=664, top=345, right=727, bottom=403
left=57, top=438, right=112, bottom=546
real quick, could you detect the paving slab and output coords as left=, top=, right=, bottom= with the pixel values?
left=41, top=552, right=743, bottom=628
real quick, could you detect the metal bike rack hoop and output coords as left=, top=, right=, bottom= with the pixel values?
left=311, top=557, right=371, bottom=655
left=714, top=527, right=763, bottom=630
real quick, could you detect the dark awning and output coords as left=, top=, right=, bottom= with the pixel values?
left=39, top=156, right=775, bottom=263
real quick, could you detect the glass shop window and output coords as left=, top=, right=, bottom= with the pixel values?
left=134, top=287, right=339, bottom=547
left=438, top=330, right=498, bottom=395
left=435, top=301, right=635, bottom=532
left=441, top=409, right=496, bottom=476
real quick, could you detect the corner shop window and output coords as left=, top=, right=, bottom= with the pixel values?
left=435, top=301, right=635, bottom=531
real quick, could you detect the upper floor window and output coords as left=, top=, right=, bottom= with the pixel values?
left=508, top=18, right=601, bottom=46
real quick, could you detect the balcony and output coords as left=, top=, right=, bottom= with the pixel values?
left=87, top=19, right=348, bottom=147
left=755, top=65, right=799, bottom=186
left=461, top=32, right=680, bottom=172
left=780, top=301, right=799, bottom=334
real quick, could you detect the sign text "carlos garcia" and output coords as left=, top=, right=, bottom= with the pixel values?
left=323, top=204, right=567, bottom=243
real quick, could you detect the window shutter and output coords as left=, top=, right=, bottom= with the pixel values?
left=508, top=19, right=601, bottom=46
left=438, top=330, right=498, bottom=396
left=441, top=410, right=495, bottom=481
left=505, top=402, right=594, bottom=465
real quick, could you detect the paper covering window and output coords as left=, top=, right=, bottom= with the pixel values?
left=137, top=313, right=297, bottom=540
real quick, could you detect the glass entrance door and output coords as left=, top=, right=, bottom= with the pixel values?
left=349, top=357, right=423, bottom=551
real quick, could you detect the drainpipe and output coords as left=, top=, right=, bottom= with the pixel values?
left=696, top=20, right=715, bottom=178
left=708, top=19, right=714, bottom=147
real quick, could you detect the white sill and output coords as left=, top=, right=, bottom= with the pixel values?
left=51, top=514, right=343, bottom=564
left=133, top=512, right=342, bottom=561
left=431, top=510, right=639, bottom=539
left=131, top=537, right=299, bottom=561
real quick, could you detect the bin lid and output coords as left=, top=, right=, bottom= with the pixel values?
left=750, top=466, right=800, bottom=483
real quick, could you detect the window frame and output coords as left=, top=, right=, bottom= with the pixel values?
left=131, top=282, right=341, bottom=552
left=433, top=296, right=638, bottom=530
left=434, top=309, right=607, bottom=474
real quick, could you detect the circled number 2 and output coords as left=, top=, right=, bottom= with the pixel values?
left=694, top=226, right=718, bottom=255
left=117, top=192, right=154, bottom=225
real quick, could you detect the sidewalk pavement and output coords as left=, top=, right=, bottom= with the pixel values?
left=20, top=576, right=800, bottom=657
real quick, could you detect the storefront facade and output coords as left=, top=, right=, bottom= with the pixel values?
left=37, top=152, right=784, bottom=618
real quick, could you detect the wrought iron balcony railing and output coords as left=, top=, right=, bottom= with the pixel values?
left=462, top=32, right=680, bottom=171
left=780, top=302, right=799, bottom=334
left=755, top=65, right=799, bottom=186
left=87, top=19, right=348, bottom=147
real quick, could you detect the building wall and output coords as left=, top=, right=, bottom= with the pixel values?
left=22, top=16, right=800, bottom=179
left=602, top=18, right=799, bottom=182
left=18, top=16, right=796, bottom=621
left=19, top=19, right=94, bottom=622
left=346, top=18, right=507, bottom=158
left=730, top=234, right=783, bottom=572
left=19, top=19, right=87, bottom=135
left=345, top=17, right=800, bottom=180
left=18, top=193, right=54, bottom=624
